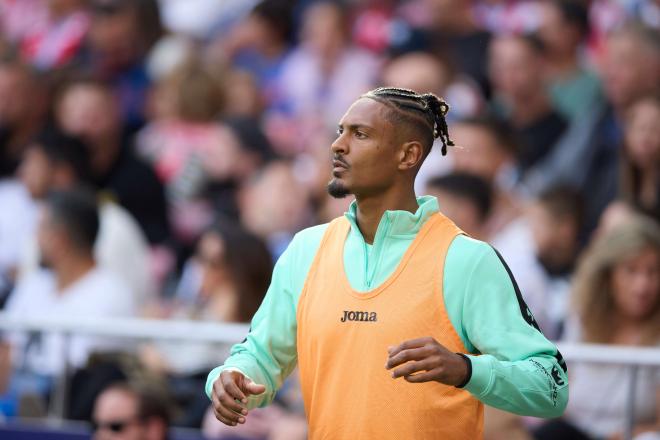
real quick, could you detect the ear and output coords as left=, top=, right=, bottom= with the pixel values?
left=397, top=141, right=425, bottom=171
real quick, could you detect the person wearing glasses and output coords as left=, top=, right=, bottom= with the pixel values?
left=92, top=381, right=171, bottom=440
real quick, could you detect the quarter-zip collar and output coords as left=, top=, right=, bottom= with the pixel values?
left=342, top=195, right=439, bottom=290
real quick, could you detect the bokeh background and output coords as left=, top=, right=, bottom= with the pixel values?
left=0, top=0, right=658, bottom=439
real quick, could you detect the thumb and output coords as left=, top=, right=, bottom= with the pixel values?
left=243, top=379, right=266, bottom=396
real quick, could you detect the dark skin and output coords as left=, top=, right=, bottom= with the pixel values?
left=211, top=98, right=468, bottom=426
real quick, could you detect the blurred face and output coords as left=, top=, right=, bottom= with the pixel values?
left=526, top=202, right=577, bottom=269
left=625, top=99, right=660, bottom=168
left=0, top=66, right=31, bottom=125
left=36, top=206, right=61, bottom=268
left=538, top=3, right=580, bottom=57
left=489, top=37, right=542, bottom=102
left=301, top=2, right=345, bottom=57
left=603, top=34, right=659, bottom=109
left=93, top=389, right=145, bottom=440
left=427, top=188, right=482, bottom=237
left=241, top=162, right=309, bottom=237
left=89, top=9, right=140, bottom=68
left=19, top=147, right=53, bottom=199
left=57, top=84, right=119, bottom=144
left=611, top=247, right=660, bottom=321
left=329, top=98, right=399, bottom=198
left=451, top=124, right=511, bottom=182
left=382, top=54, right=450, bottom=96
left=196, top=232, right=226, bottom=300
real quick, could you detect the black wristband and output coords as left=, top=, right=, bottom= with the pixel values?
left=455, top=353, right=472, bottom=388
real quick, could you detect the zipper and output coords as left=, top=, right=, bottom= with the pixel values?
left=365, top=212, right=391, bottom=289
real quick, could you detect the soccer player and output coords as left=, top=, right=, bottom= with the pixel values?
left=206, top=88, right=568, bottom=439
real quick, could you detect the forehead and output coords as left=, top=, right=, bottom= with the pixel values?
left=94, top=389, right=139, bottom=419
left=339, top=98, right=390, bottom=128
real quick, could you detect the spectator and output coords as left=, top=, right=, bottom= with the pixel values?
left=218, top=0, right=294, bottom=109
left=0, top=59, right=47, bottom=177
left=526, top=186, right=584, bottom=339
left=2, top=189, right=135, bottom=383
left=489, top=34, right=568, bottom=175
left=620, top=95, right=660, bottom=220
left=92, top=381, right=172, bottom=440
left=422, top=0, right=493, bottom=97
left=381, top=51, right=483, bottom=193
left=17, top=128, right=154, bottom=308
left=425, top=172, right=492, bottom=240
left=137, top=57, right=240, bottom=245
left=238, top=161, right=312, bottom=258
left=536, top=216, right=660, bottom=440
left=140, top=218, right=272, bottom=427
left=450, top=116, right=520, bottom=240
left=523, top=22, right=659, bottom=237
left=143, top=218, right=272, bottom=376
left=86, top=0, right=163, bottom=132
left=271, top=0, right=380, bottom=153
left=538, top=0, right=602, bottom=121
left=55, top=76, right=170, bottom=245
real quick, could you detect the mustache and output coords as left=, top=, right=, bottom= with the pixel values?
left=333, top=154, right=349, bottom=167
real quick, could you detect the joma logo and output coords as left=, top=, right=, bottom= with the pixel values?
left=340, top=310, right=377, bottom=322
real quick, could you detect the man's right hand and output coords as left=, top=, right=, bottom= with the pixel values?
left=211, top=370, right=266, bottom=426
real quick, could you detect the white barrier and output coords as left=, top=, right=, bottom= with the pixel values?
left=1, top=313, right=658, bottom=440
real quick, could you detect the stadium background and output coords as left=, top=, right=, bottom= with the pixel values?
left=0, top=0, right=658, bottom=439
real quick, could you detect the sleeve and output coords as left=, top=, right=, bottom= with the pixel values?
left=459, top=244, right=569, bottom=418
left=205, top=237, right=300, bottom=409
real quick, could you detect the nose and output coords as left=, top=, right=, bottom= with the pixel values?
left=331, top=132, right=348, bottom=156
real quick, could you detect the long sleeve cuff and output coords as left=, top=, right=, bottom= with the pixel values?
left=462, top=354, right=493, bottom=397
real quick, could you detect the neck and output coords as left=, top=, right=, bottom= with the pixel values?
left=354, top=185, right=418, bottom=244
left=53, top=253, right=95, bottom=293
left=91, top=137, right=120, bottom=176
left=547, top=51, right=578, bottom=77
left=209, top=285, right=239, bottom=322
left=510, top=92, right=551, bottom=126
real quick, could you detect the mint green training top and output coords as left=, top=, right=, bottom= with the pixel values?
left=206, top=196, right=569, bottom=417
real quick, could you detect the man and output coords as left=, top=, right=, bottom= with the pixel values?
left=17, top=127, right=154, bottom=306
left=92, top=381, right=171, bottom=440
left=489, top=34, right=568, bottom=175
left=3, top=189, right=135, bottom=379
left=55, top=77, right=169, bottom=245
left=207, top=88, right=568, bottom=439
left=425, top=172, right=492, bottom=241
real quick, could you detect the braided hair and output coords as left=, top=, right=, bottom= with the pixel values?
left=361, top=87, right=454, bottom=156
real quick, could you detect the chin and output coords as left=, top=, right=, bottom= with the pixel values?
left=327, top=178, right=351, bottom=199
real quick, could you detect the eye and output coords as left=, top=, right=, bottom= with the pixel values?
left=355, top=131, right=367, bottom=139
left=336, top=127, right=344, bottom=136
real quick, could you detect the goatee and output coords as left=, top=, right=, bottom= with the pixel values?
left=327, top=179, right=350, bottom=199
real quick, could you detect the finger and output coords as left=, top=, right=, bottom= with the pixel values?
left=216, top=400, right=246, bottom=425
left=386, top=347, right=431, bottom=369
left=391, top=359, right=435, bottom=379
left=244, top=380, right=266, bottom=396
left=219, top=388, right=248, bottom=415
left=388, top=337, right=434, bottom=357
left=222, top=374, right=248, bottom=403
left=212, top=394, right=240, bottom=426
left=404, top=368, right=441, bottom=383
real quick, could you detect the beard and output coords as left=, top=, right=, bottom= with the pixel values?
left=327, top=179, right=351, bottom=199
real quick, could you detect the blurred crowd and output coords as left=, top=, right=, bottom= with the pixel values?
left=0, top=0, right=657, bottom=439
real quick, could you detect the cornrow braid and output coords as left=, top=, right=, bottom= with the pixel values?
left=361, top=87, right=454, bottom=155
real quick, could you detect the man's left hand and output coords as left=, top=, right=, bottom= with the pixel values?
left=385, top=337, right=469, bottom=386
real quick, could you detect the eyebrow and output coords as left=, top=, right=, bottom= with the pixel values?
left=337, top=123, right=374, bottom=132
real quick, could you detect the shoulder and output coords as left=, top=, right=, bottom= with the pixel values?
left=446, top=235, right=517, bottom=288
left=447, top=234, right=497, bottom=268
left=6, top=270, right=55, bottom=312
left=83, top=268, right=136, bottom=312
left=283, top=222, right=331, bottom=263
